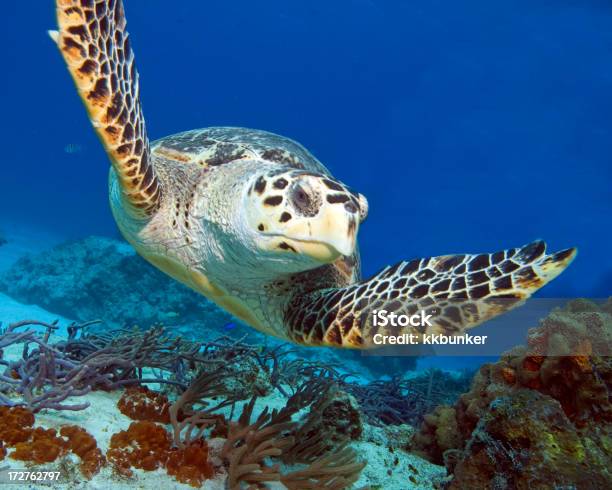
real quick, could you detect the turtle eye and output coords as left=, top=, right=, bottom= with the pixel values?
left=290, top=184, right=314, bottom=213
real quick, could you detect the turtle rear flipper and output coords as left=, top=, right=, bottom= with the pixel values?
left=284, top=240, right=577, bottom=348
left=51, top=0, right=161, bottom=217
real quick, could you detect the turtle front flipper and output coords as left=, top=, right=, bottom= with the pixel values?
left=50, top=0, right=161, bottom=218
left=284, top=241, right=576, bottom=348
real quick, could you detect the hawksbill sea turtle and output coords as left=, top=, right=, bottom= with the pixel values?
left=49, top=0, right=576, bottom=348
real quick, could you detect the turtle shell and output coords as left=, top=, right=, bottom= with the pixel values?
left=151, top=127, right=331, bottom=175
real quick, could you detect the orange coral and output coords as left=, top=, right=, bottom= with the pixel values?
left=522, top=355, right=544, bottom=372
left=107, top=420, right=216, bottom=486
left=0, top=406, right=35, bottom=446
left=0, top=406, right=104, bottom=479
left=11, top=427, right=68, bottom=464
left=500, top=367, right=516, bottom=384
left=60, top=426, right=106, bottom=478
left=107, top=421, right=171, bottom=477
left=118, top=386, right=172, bottom=423
left=166, top=440, right=214, bottom=487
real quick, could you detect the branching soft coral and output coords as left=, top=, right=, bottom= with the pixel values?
left=169, top=369, right=238, bottom=449
left=219, top=381, right=367, bottom=490
left=221, top=397, right=295, bottom=489
left=281, top=446, right=366, bottom=490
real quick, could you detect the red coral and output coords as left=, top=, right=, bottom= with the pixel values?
left=107, top=421, right=171, bottom=477
left=0, top=441, right=6, bottom=460
left=10, top=427, right=68, bottom=464
left=0, top=406, right=35, bottom=446
left=118, top=386, right=172, bottom=423
left=60, top=426, right=106, bottom=478
left=166, top=440, right=215, bottom=487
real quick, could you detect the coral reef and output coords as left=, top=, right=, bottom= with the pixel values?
left=106, top=371, right=365, bottom=489
left=412, top=299, right=612, bottom=488
left=449, top=390, right=610, bottom=489
left=0, top=236, right=232, bottom=334
left=0, top=313, right=464, bottom=488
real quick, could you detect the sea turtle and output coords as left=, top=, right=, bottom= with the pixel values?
left=49, top=0, right=576, bottom=348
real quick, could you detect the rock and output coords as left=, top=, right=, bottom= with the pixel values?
left=361, top=422, right=415, bottom=449
left=0, top=236, right=232, bottom=336
left=411, top=406, right=461, bottom=464
left=411, top=299, right=612, bottom=488
left=450, top=390, right=611, bottom=489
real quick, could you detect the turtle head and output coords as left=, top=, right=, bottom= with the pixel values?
left=244, top=170, right=368, bottom=266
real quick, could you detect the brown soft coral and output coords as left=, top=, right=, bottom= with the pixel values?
left=107, top=421, right=171, bottom=477
left=0, top=406, right=35, bottom=446
left=283, top=386, right=362, bottom=465
left=221, top=398, right=294, bottom=489
left=281, top=446, right=366, bottom=490
left=166, top=440, right=215, bottom=488
left=60, top=426, right=106, bottom=478
left=118, top=386, right=172, bottom=424
left=0, top=441, right=5, bottom=460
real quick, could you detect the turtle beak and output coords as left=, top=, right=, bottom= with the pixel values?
left=282, top=203, right=359, bottom=263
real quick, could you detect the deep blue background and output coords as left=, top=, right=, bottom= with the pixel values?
left=1, top=0, right=610, bottom=296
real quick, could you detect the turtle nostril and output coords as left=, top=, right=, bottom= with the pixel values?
left=344, top=202, right=358, bottom=214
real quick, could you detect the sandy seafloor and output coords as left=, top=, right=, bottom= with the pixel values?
left=0, top=225, right=446, bottom=489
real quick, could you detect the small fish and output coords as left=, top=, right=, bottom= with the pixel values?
left=223, top=322, right=237, bottom=331
left=64, top=143, right=84, bottom=154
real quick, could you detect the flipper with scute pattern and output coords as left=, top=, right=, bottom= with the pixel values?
left=50, top=0, right=161, bottom=217
left=284, top=240, right=577, bottom=348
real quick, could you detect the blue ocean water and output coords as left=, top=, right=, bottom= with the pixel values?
left=1, top=1, right=610, bottom=320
